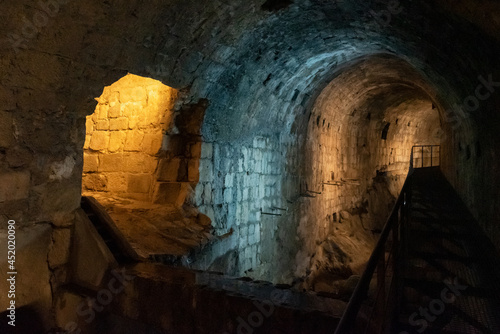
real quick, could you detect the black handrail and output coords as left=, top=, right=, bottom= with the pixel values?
left=334, top=172, right=412, bottom=334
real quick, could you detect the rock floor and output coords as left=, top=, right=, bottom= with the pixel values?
left=84, top=192, right=213, bottom=261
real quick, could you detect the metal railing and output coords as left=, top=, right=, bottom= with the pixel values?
left=334, top=169, right=413, bottom=334
left=334, top=145, right=440, bottom=333
left=411, top=145, right=440, bottom=169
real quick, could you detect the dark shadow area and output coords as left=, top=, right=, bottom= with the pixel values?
left=395, top=168, right=500, bottom=333
left=0, top=306, right=45, bottom=334
left=261, top=0, right=293, bottom=11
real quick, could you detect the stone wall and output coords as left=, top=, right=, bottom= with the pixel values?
left=1, top=0, right=500, bottom=328
left=191, top=136, right=290, bottom=280
left=83, top=74, right=178, bottom=202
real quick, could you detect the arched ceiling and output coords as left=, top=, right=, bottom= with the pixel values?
left=0, top=0, right=498, bottom=148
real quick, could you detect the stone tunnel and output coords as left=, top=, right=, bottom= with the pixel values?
left=0, top=0, right=500, bottom=333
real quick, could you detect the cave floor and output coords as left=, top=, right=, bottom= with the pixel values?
left=396, top=168, right=500, bottom=333
left=82, top=192, right=213, bottom=262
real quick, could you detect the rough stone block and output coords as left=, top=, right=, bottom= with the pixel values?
left=55, top=290, right=96, bottom=334
left=110, top=117, right=129, bottom=131
left=6, top=146, right=32, bottom=168
left=99, top=153, right=124, bottom=172
left=199, top=159, right=213, bottom=182
left=239, top=234, right=248, bottom=248
left=71, top=209, right=117, bottom=289
left=108, top=104, right=121, bottom=118
left=162, top=135, right=187, bottom=155
left=125, top=154, right=157, bottom=173
left=141, top=132, right=163, bottom=155
left=0, top=111, right=13, bottom=148
left=106, top=173, right=127, bottom=192
left=0, top=225, right=53, bottom=327
left=124, top=130, right=144, bottom=151
left=89, top=131, right=109, bottom=151
left=195, top=183, right=204, bottom=206
left=144, top=104, right=161, bottom=125
left=96, top=119, right=109, bottom=130
left=82, top=174, right=107, bottom=191
left=0, top=171, right=30, bottom=202
left=190, top=142, right=202, bottom=158
left=203, top=182, right=212, bottom=204
left=83, top=153, right=99, bottom=172
left=120, top=86, right=146, bottom=103
left=225, top=173, right=234, bottom=188
left=127, top=174, right=151, bottom=193
left=157, top=158, right=181, bottom=181
left=188, top=159, right=200, bottom=182
left=48, top=228, right=71, bottom=268
left=128, top=114, right=140, bottom=130
left=108, top=91, right=120, bottom=104
left=97, top=104, right=109, bottom=119
left=84, top=135, right=91, bottom=150
left=213, top=187, right=223, bottom=205
left=109, top=131, right=126, bottom=153
left=224, top=188, right=233, bottom=203
left=0, top=89, right=16, bottom=111
left=153, top=182, right=192, bottom=206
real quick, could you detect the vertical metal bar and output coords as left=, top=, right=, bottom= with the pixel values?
left=422, top=146, right=424, bottom=168
left=431, top=146, right=433, bottom=167
left=377, top=254, right=386, bottom=332
left=412, top=147, right=415, bottom=167
left=391, top=213, right=400, bottom=334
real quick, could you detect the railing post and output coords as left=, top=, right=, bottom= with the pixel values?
left=334, top=174, right=414, bottom=334
left=391, top=212, right=401, bottom=333
left=409, top=147, right=413, bottom=173
left=431, top=146, right=433, bottom=167
left=376, top=253, right=386, bottom=331
left=438, top=146, right=441, bottom=166
left=421, top=146, right=424, bottom=168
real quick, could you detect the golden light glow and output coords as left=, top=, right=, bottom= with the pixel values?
left=82, top=74, right=178, bottom=201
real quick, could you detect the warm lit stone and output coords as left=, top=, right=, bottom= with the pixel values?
left=99, top=153, right=124, bottom=172
left=128, top=174, right=151, bottom=193
left=141, top=132, right=163, bottom=155
left=107, top=173, right=127, bottom=192
left=82, top=174, right=107, bottom=192
left=89, top=131, right=109, bottom=151
left=110, top=117, right=129, bottom=131
left=109, top=104, right=121, bottom=118
left=98, top=104, right=109, bottom=120
left=190, top=142, right=202, bottom=158
left=124, top=131, right=144, bottom=151
left=85, top=117, right=94, bottom=134
left=83, top=153, right=99, bottom=172
left=188, top=159, right=200, bottom=182
left=109, top=131, right=126, bottom=152
left=153, top=182, right=193, bottom=206
left=96, top=119, right=110, bottom=131
left=120, top=86, right=147, bottom=103
left=125, top=153, right=157, bottom=173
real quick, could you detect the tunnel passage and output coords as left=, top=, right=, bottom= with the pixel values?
left=298, top=55, right=442, bottom=293
left=2, top=0, right=500, bottom=332
left=187, top=54, right=445, bottom=292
